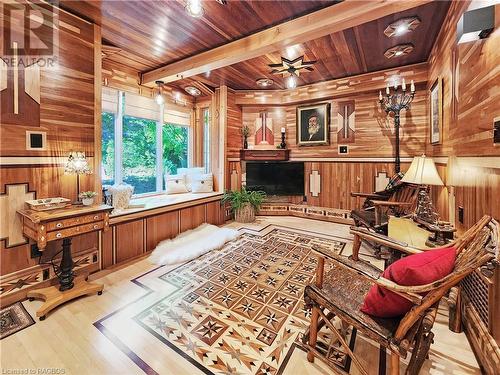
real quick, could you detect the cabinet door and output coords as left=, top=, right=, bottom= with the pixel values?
left=146, top=211, right=179, bottom=252
left=115, top=219, right=144, bottom=263
left=179, top=205, right=206, bottom=232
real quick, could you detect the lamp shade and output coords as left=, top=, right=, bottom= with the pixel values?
left=401, top=155, right=444, bottom=186
left=64, top=151, right=92, bottom=175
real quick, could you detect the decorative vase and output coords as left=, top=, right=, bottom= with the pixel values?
left=234, top=203, right=255, bottom=223
left=243, top=137, right=248, bottom=149
left=82, top=197, right=94, bottom=206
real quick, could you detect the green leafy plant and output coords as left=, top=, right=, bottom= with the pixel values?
left=221, top=186, right=266, bottom=212
left=79, top=191, right=97, bottom=199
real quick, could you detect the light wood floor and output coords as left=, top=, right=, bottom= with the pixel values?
left=0, top=217, right=480, bottom=375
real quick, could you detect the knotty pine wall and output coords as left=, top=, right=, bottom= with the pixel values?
left=426, top=1, right=500, bottom=233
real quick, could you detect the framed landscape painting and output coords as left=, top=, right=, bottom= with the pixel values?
left=430, top=78, right=443, bottom=145
left=296, top=102, right=330, bottom=146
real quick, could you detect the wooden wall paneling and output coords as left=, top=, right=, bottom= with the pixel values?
left=226, top=89, right=243, bottom=159
left=240, top=86, right=427, bottom=159
left=94, top=24, right=103, bottom=202
left=426, top=1, right=500, bottom=158
left=206, top=201, right=224, bottom=226
left=179, top=205, right=206, bottom=233
left=145, top=211, right=180, bottom=252
left=115, top=219, right=144, bottom=263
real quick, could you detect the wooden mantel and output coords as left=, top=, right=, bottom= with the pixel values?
left=240, top=149, right=290, bottom=161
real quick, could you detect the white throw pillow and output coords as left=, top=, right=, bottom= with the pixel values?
left=191, top=173, right=214, bottom=193
left=165, top=174, right=189, bottom=194
left=177, top=167, right=204, bottom=191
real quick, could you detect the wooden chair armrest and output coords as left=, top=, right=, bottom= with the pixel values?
left=374, top=277, right=423, bottom=305
left=371, top=200, right=413, bottom=207
left=350, top=192, right=387, bottom=199
left=311, top=245, right=382, bottom=280
left=350, top=226, right=424, bottom=255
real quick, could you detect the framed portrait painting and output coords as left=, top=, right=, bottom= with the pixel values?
left=430, top=78, right=443, bottom=145
left=296, top=102, right=330, bottom=146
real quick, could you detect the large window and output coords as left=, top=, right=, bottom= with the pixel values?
left=122, top=116, right=157, bottom=195
left=101, top=112, right=115, bottom=186
left=102, top=89, right=191, bottom=196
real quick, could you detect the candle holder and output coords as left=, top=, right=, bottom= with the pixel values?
left=379, top=79, right=415, bottom=173
left=280, top=131, right=286, bottom=149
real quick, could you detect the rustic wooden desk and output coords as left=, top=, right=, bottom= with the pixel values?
left=17, top=204, right=112, bottom=320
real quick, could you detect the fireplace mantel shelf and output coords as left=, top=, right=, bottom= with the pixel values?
left=240, top=149, right=290, bottom=161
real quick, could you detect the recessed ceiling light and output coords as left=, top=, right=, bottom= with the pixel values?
left=185, top=86, right=202, bottom=96
left=186, top=0, right=203, bottom=18
left=256, top=78, right=274, bottom=88
left=384, top=16, right=421, bottom=38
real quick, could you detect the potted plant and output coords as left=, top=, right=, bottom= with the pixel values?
left=222, top=186, right=266, bottom=223
left=241, top=125, right=250, bottom=149
left=79, top=191, right=97, bottom=206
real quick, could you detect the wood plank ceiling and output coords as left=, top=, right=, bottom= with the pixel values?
left=60, top=0, right=450, bottom=91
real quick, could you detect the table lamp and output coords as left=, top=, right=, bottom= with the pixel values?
left=401, top=155, right=444, bottom=223
left=65, top=151, right=92, bottom=204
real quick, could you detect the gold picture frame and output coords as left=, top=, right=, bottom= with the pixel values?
left=296, top=102, right=330, bottom=147
left=430, top=78, right=443, bottom=145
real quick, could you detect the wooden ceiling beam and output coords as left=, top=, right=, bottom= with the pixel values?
left=141, top=0, right=432, bottom=85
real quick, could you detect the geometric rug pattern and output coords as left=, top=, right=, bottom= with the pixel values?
left=135, top=228, right=348, bottom=374
left=1, top=302, right=35, bottom=340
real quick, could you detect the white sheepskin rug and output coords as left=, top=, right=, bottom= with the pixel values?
left=149, top=223, right=240, bottom=265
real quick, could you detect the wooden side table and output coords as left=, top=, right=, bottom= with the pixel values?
left=17, top=204, right=112, bottom=320
left=413, top=217, right=456, bottom=247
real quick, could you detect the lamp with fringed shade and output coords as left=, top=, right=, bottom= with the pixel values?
left=65, top=151, right=92, bottom=204
left=401, top=155, right=444, bottom=224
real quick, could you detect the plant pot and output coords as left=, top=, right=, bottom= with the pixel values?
left=82, top=197, right=94, bottom=206
left=234, top=203, right=255, bottom=223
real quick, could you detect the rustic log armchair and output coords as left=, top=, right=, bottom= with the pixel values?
left=303, top=215, right=499, bottom=375
left=350, top=183, right=420, bottom=234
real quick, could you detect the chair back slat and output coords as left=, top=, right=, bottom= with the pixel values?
left=390, top=184, right=419, bottom=216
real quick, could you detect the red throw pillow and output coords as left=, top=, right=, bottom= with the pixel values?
left=361, top=246, right=456, bottom=318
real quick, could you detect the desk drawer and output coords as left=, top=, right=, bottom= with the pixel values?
left=46, top=213, right=103, bottom=232
left=47, top=221, right=104, bottom=241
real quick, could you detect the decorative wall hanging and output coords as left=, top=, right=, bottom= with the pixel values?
left=337, top=101, right=355, bottom=143
left=0, top=42, right=41, bottom=127
left=429, top=78, right=443, bottom=145
left=296, top=103, right=330, bottom=146
left=254, top=111, right=274, bottom=146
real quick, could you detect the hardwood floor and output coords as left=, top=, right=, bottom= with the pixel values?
left=0, top=217, right=479, bottom=375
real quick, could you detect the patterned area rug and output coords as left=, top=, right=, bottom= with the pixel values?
left=135, top=228, right=352, bottom=374
left=1, top=302, right=35, bottom=340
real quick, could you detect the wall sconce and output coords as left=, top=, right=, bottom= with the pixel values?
left=457, top=5, right=495, bottom=44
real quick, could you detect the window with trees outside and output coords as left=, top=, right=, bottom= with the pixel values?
left=102, top=89, right=191, bottom=196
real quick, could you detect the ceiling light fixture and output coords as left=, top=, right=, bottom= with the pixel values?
left=186, top=0, right=204, bottom=18
left=256, top=78, right=274, bottom=88
left=269, top=55, right=315, bottom=90
left=173, top=91, right=182, bottom=102
left=384, top=16, right=421, bottom=38
left=155, top=80, right=164, bottom=105
left=185, top=86, right=201, bottom=96
left=286, top=75, right=297, bottom=89
left=384, top=44, right=414, bottom=59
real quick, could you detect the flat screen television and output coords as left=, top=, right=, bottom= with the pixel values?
left=246, top=162, right=304, bottom=196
